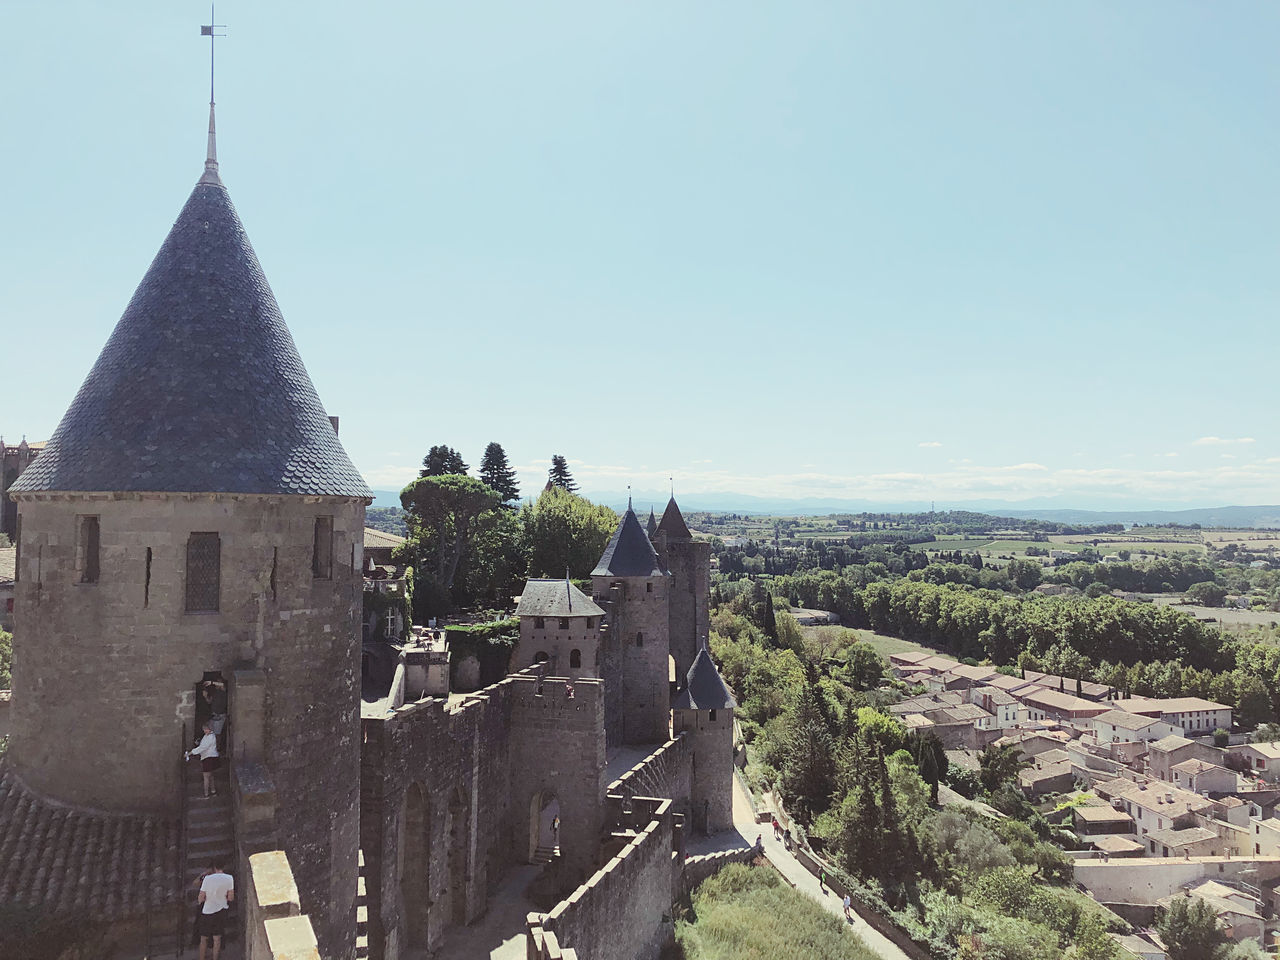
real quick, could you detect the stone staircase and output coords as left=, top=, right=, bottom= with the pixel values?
left=531, top=843, right=559, bottom=865
left=356, top=848, right=369, bottom=959
left=137, top=760, right=237, bottom=959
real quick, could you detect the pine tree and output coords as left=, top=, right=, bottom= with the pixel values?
left=478, top=442, right=520, bottom=503
left=547, top=454, right=577, bottom=493
left=420, top=444, right=468, bottom=477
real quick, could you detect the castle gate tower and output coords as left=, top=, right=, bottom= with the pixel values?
left=7, top=117, right=370, bottom=958
left=591, top=506, right=671, bottom=744
left=651, top=496, right=710, bottom=687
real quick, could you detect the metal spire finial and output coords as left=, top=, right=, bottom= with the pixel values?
left=627, top=485, right=632, bottom=511
left=199, top=6, right=227, bottom=184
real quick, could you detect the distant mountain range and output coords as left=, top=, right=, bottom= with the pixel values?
left=368, top=488, right=1280, bottom=528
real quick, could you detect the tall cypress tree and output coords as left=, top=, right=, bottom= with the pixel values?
left=478, top=442, right=520, bottom=503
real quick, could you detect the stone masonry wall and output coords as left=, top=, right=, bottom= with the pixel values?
left=539, top=797, right=676, bottom=960
left=10, top=492, right=366, bottom=960
left=512, top=614, right=603, bottom=679
left=674, top=706, right=734, bottom=833
left=593, top=576, right=671, bottom=746
left=360, top=670, right=606, bottom=960
left=607, top=735, right=692, bottom=823
left=656, top=538, right=709, bottom=685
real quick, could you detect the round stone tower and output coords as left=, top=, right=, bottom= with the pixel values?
left=7, top=118, right=369, bottom=959
left=672, top=645, right=737, bottom=833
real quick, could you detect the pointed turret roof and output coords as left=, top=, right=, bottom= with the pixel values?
left=646, top=508, right=658, bottom=536
left=672, top=646, right=736, bottom=710
left=10, top=161, right=371, bottom=499
left=591, top=508, right=666, bottom=578
left=657, top=497, right=692, bottom=539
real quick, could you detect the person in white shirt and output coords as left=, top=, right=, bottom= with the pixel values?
left=197, top=861, right=234, bottom=960
left=185, top=721, right=220, bottom=799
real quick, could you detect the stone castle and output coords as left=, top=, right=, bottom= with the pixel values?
left=0, top=100, right=738, bottom=960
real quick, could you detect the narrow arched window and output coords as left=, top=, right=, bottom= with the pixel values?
left=635, top=632, right=643, bottom=647
left=570, top=649, right=582, bottom=668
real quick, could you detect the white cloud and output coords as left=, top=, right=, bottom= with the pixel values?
left=1193, top=436, right=1256, bottom=446
left=918, top=441, right=943, bottom=448
left=1221, top=454, right=1237, bottom=459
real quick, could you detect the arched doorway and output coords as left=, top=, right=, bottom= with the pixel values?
left=447, top=788, right=469, bottom=926
left=527, top=792, right=561, bottom=862
left=401, top=784, right=430, bottom=948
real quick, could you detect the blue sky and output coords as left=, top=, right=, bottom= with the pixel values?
left=3, top=3, right=1278, bottom=508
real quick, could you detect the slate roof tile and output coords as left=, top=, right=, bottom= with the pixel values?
left=672, top=647, right=737, bottom=711
left=592, top=508, right=666, bottom=578
left=8, top=177, right=370, bottom=499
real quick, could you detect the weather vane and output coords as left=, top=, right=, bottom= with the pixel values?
left=200, top=5, right=227, bottom=106
left=199, top=5, right=227, bottom=182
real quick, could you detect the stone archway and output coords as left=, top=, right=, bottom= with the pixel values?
left=401, top=783, right=431, bottom=948
left=527, top=792, right=561, bottom=862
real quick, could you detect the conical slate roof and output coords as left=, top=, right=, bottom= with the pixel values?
left=591, top=507, right=666, bottom=578
left=657, top=497, right=692, bottom=539
left=672, top=647, right=736, bottom=710
left=646, top=508, right=658, bottom=536
left=10, top=172, right=371, bottom=498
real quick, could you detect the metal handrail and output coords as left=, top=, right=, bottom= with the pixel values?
left=178, top=720, right=189, bottom=958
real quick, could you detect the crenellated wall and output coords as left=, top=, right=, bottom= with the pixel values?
left=360, top=670, right=605, bottom=960
left=607, top=735, right=692, bottom=824
left=532, top=797, right=677, bottom=960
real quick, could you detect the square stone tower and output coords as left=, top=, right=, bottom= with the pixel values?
left=591, top=506, right=671, bottom=745
left=651, top=497, right=710, bottom=686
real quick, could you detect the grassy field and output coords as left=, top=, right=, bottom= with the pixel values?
left=674, top=862, right=880, bottom=960
left=800, top=625, right=936, bottom=661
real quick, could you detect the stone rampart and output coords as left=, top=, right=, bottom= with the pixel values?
left=680, top=847, right=756, bottom=893
left=607, top=735, right=692, bottom=819
left=535, top=798, right=676, bottom=960
left=360, top=669, right=605, bottom=960
left=244, top=850, right=321, bottom=960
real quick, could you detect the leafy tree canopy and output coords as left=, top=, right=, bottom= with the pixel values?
left=401, top=474, right=501, bottom=591
left=521, top=486, right=616, bottom=579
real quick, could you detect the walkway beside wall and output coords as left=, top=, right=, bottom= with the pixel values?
left=429, top=864, right=541, bottom=960
left=705, top=777, right=912, bottom=960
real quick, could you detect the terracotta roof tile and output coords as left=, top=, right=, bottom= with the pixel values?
left=0, top=768, right=179, bottom=919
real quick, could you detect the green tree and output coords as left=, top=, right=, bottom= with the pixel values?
left=0, top=628, right=10, bottom=689
left=521, top=487, right=617, bottom=578
left=420, top=444, right=468, bottom=477
left=401, top=475, right=502, bottom=591
left=547, top=454, right=577, bottom=493
left=979, top=743, right=1030, bottom=794
left=1186, top=581, right=1228, bottom=607
left=478, top=441, right=520, bottom=504
left=779, top=674, right=834, bottom=823
left=1156, top=896, right=1227, bottom=960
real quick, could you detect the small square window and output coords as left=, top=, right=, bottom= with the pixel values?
left=646, top=582, right=653, bottom=593
left=558, top=617, right=570, bottom=630
left=535, top=617, right=545, bottom=629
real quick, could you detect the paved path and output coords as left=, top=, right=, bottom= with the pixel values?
left=428, top=864, right=541, bottom=960
left=719, top=777, right=912, bottom=960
